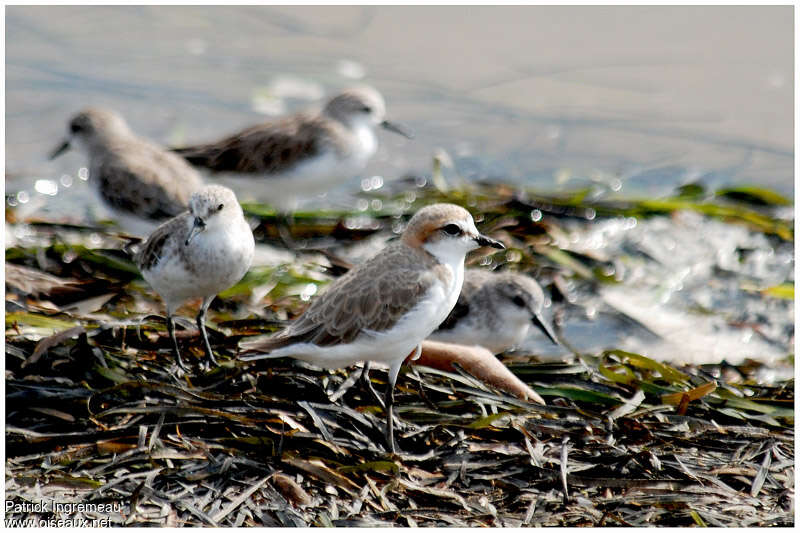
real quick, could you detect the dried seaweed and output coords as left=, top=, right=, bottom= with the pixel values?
left=5, top=183, right=794, bottom=526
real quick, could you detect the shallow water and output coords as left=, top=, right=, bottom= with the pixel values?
left=531, top=211, right=794, bottom=368
left=5, top=5, right=793, bottom=219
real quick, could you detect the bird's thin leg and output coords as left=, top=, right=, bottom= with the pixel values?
left=329, top=362, right=384, bottom=406
left=357, top=361, right=371, bottom=383
left=166, top=313, right=188, bottom=372
left=196, top=296, right=218, bottom=368
left=384, top=361, right=403, bottom=454
left=384, top=380, right=395, bottom=454
left=276, top=212, right=299, bottom=249
left=358, top=362, right=385, bottom=407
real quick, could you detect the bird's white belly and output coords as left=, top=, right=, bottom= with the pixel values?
left=143, top=224, right=254, bottom=310
left=214, top=142, right=374, bottom=210
left=271, top=275, right=459, bottom=369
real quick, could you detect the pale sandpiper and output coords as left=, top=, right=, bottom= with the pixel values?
left=431, top=269, right=559, bottom=352
left=136, top=185, right=254, bottom=370
left=50, top=107, right=205, bottom=236
left=172, top=86, right=411, bottom=212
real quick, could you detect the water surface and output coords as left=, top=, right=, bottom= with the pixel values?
left=6, top=5, right=793, bottom=218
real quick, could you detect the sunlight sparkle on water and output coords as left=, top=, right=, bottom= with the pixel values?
left=361, top=176, right=384, bottom=192
left=35, top=179, right=58, bottom=196
left=300, top=283, right=317, bottom=302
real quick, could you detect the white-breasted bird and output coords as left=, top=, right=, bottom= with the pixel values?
left=172, top=86, right=411, bottom=212
left=431, top=269, right=559, bottom=353
left=136, top=185, right=254, bottom=370
left=239, top=203, right=504, bottom=452
left=50, top=107, right=205, bottom=236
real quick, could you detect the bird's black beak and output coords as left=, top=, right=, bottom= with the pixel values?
left=532, top=312, right=560, bottom=345
left=185, top=217, right=206, bottom=246
left=474, top=233, right=505, bottom=249
left=380, top=120, right=413, bottom=139
left=49, top=139, right=72, bottom=160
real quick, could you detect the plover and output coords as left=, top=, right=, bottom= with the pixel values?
left=136, top=185, right=254, bottom=370
left=240, top=203, right=504, bottom=452
left=431, top=269, right=559, bottom=353
left=172, top=86, right=411, bottom=211
left=50, top=107, right=205, bottom=236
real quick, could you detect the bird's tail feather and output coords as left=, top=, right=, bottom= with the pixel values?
left=238, top=335, right=294, bottom=361
left=170, top=146, right=214, bottom=166
left=239, top=351, right=289, bottom=362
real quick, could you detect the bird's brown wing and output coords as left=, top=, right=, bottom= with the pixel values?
left=242, top=243, right=446, bottom=353
left=172, top=114, right=338, bottom=175
left=134, top=213, right=190, bottom=271
left=98, top=140, right=203, bottom=221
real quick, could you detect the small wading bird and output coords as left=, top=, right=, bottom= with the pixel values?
left=240, top=203, right=504, bottom=452
left=50, top=107, right=204, bottom=236
left=171, top=86, right=411, bottom=213
left=431, top=269, right=559, bottom=352
left=136, top=185, right=254, bottom=370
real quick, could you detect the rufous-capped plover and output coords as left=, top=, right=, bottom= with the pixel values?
left=240, top=203, right=504, bottom=452
left=431, top=269, right=559, bottom=353
left=136, top=185, right=254, bottom=370
left=172, top=86, right=411, bottom=212
left=50, top=107, right=205, bottom=236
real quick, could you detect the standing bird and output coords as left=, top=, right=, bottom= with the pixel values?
left=171, top=86, right=411, bottom=212
left=431, top=269, right=559, bottom=353
left=240, top=203, right=504, bottom=452
left=50, top=107, right=205, bottom=236
left=136, top=185, right=254, bottom=370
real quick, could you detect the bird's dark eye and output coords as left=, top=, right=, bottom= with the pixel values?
left=361, top=105, right=372, bottom=113
left=442, top=223, right=462, bottom=236
left=70, top=122, right=84, bottom=133
left=217, top=203, right=224, bottom=211
left=512, top=295, right=526, bottom=308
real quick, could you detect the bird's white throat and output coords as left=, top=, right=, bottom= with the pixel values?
left=423, top=236, right=477, bottom=272
left=350, top=122, right=378, bottom=161
left=422, top=237, right=475, bottom=312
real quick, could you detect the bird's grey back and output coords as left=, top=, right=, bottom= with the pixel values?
left=135, top=213, right=191, bottom=271
left=247, top=241, right=446, bottom=351
left=171, top=113, right=347, bottom=175
left=96, top=137, right=203, bottom=220
left=436, top=269, right=544, bottom=330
